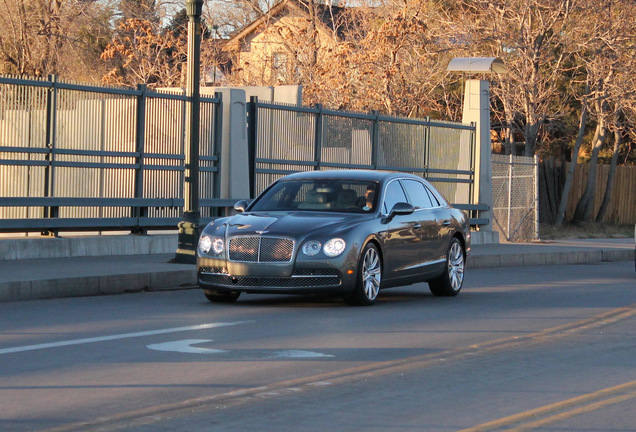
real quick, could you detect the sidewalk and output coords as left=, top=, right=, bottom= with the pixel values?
left=0, top=235, right=633, bottom=302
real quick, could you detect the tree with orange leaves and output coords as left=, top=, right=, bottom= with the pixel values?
left=101, top=18, right=185, bottom=87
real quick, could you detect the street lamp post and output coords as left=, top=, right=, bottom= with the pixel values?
left=175, top=0, right=204, bottom=264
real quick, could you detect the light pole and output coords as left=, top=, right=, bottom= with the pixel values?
left=175, top=0, right=204, bottom=264
left=212, top=25, right=219, bottom=85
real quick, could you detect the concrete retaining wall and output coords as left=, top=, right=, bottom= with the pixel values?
left=0, top=235, right=177, bottom=261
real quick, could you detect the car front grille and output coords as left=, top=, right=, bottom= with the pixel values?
left=228, top=236, right=294, bottom=263
left=199, top=266, right=226, bottom=274
left=198, top=270, right=341, bottom=289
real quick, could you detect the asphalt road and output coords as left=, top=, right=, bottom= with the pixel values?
left=1, top=261, right=635, bottom=432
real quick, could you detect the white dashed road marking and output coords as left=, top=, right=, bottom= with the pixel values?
left=0, top=322, right=250, bottom=355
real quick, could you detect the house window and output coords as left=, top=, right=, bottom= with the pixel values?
left=240, top=39, right=251, bottom=52
left=272, top=52, right=287, bottom=81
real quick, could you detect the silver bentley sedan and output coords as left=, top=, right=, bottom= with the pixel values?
left=197, top=170, right=471, bottom=305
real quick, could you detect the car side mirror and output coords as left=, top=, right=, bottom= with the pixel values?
left=382, top=202, right=414, bottom=223
left=390, top=202, right=414, bottom=217
left=234, top=200, right=249, bottom=213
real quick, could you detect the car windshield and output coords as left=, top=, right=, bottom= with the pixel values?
left=249, top=179, right=379, bottom=213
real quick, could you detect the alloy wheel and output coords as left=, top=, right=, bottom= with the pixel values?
left=448, top=241, right=465, bottom=292
left=362, top=246, right=381, bottom=300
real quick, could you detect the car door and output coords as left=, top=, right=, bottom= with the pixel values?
left=379, top=180, right=422, bottom=278
left=400, top=179, right=446, bottom=269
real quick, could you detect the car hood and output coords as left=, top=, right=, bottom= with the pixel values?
left=224, top=211, right=369, bottom=238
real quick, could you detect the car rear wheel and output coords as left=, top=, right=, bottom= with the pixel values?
left=428, top=238, right=464, bottom=297
left=204, top=289, right=241, bottom=303
left=346, top=243, right=382, bottom=306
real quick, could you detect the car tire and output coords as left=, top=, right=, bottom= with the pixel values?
left=204, top=289, right=241, bottom=303
left=428, top=237, right=465, bottom=297
left=346, top=243, right=382, bottom=306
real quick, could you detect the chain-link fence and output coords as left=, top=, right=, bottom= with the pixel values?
left=492, top=154, right=539, bottom=241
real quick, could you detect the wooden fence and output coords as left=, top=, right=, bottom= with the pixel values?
left=540, top=160, right=636, bottom=225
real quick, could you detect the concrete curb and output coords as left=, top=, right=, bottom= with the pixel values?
left=467, top=248, right=633, bottom=269
left=0, top=251, right=198, bottom=302
left=0, top=269, right=197, bottom=303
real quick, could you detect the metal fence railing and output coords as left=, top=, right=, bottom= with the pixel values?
left=0, top=75, right=222, bottom=234
left=247, top=98, right=476, bottom=206
left=492, top=154, right=539, bottom=241
left=1, top=75, right=481, bottom=234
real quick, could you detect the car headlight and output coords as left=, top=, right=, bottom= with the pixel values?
left=212, top=238, right=224, bottom=255
left=199, top=235, right=224, bottom=255
left=302, top=240, right=322, bottom=256
left=199, top=235, right=212, bottom=254
left=324, top=238, right=346, bottom=257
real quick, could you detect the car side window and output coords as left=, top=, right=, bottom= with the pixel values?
left=401, top=180, right=434, bottom=209
left=424, top=186, right=441, bottom=207
left=382, top=181, right=408, bottom=214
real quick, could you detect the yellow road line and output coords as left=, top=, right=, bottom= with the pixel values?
left=459, top=380, right=636, bottom=432
left=511, top=390, right=636, bottom=432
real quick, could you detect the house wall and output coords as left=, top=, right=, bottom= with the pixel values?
left=233, top=12, right=338, bottom=85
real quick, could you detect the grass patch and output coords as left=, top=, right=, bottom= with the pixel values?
left=540, top=223, right=635, bottom=240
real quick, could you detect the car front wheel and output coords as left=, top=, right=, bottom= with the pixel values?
left=428, top=238, right=465, bottom=297
left=346, top=243, right=382, bottom=306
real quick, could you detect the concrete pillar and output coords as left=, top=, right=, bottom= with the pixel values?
left=273, top=85, right=303, bottom=105
left=462, top=79, right=493, bottom=231
left=241, top=86, right=274, bottom=102
left=214, top=88, right=250, bottom=200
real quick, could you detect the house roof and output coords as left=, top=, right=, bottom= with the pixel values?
left=223, top=0, right=349, bottom=51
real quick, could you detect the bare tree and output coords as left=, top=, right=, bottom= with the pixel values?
left=568, top=0, right=635, bottom=224
left=308, top=0, right=465, bottom=117
left=458, top=0, right=574, bottom=157
left=571, top=95, right=609, bottom=223
left=0, top=0, right=113, bottom=79
left=205, top=0, right=274, bottom=37
left=596, top=109, right=623, bottom=222
left=554, top=82, right=589, bottom=226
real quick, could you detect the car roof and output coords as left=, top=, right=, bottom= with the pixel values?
left=281, top=169, right=422, bottom=183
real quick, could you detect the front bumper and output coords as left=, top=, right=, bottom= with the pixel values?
left=197, top=256, right=358, bottom=295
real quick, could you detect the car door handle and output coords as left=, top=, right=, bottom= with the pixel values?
left=442, top=220, right=451, bottom=226
left=413, top=223, right=421, bottom=229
